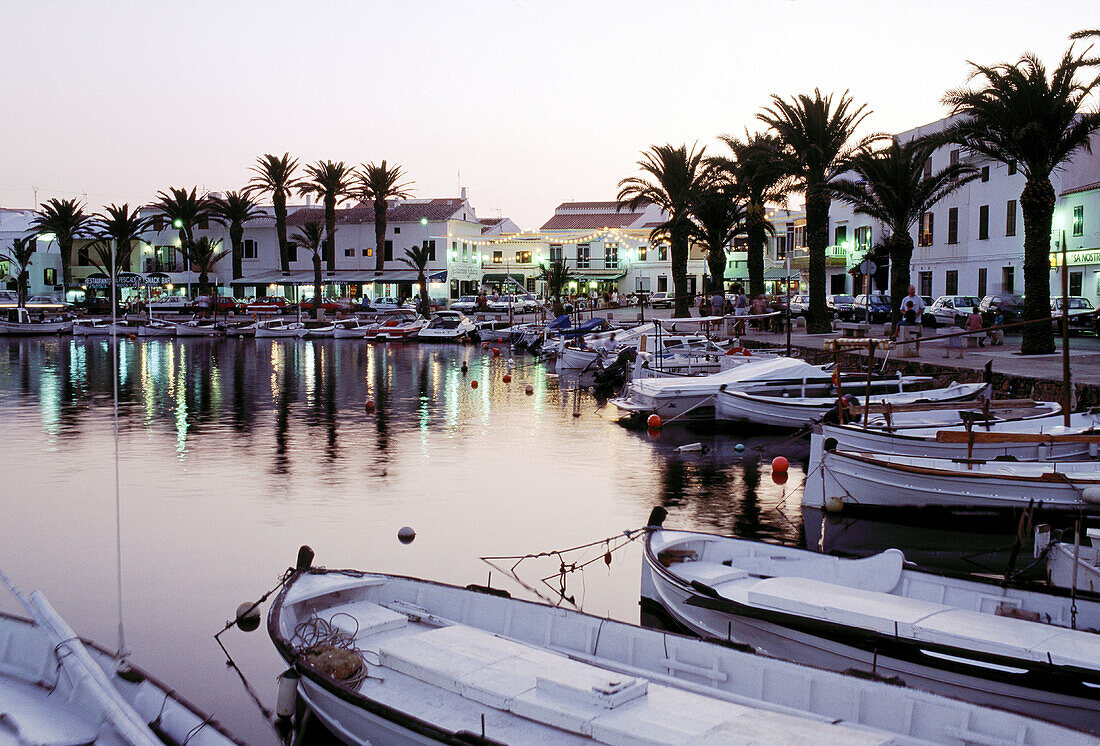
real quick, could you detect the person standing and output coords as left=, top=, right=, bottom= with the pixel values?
left=900, top=285, right=925, bottom=319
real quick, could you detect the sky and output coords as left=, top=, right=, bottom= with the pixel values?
left=1, top=0, right=1095, bottom=230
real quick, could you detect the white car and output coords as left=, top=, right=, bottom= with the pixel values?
left=371, top=296, right=402, bottom=311
left=928, top=295, right=981, bottom=327
left=489, top=295, right=527, bottom=313
left=650, top=291, right=674, bottom=309
left=518, top=293, right=542, bottom=312
left=450, top=295, right=479, bottom=313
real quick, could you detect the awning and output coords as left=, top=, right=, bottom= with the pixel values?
left=482, top=272, right=527, bottom=284
left=763, top=267, right=798, bottom=280
left=569, top=270, right=626, bottom=281
left=428, top=270, right=447, bottom=282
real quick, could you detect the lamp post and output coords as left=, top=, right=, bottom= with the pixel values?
left=420, top=217, right=430, bottom=314
left=1061, top=229, right=1071, bottom=428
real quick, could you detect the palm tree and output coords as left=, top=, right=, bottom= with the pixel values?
left=27, top=198, right=93, bottom=289
left=938, top=48, right=1100, bottom=354
left=538, top=259, right=575, bottom=316
left=290, top=222, right=326, bottom=316
left=356, top=161, right=413, bottom=274
left=618, top=143, right=714, bottom=317
left=690, top=180, right=746, bottom=295
left=208, top=190, right=265, bottom=288
left=299, top=161, right=355, bottom=274
left=758, top=89, right=878, bottom=333
left=151, top=186, right=214, bottom=257
left=85, top=204, right=150, bottom=285
left=247, top=153, right=302, bottom=275
left=831, top=138, right=980, bottom=323
left=0, top=238, right=35, bottom=307
left=399, top=244, right=432, bottom=316
left=715, top=133, right=788, bottom=297
left=183, top=236, right=230, bottom=295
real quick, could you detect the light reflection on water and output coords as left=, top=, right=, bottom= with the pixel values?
left=0, top=336, right=808, bottom=742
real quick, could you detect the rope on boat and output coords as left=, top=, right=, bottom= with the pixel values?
left=480, top=527, right=648, bottom=610
left=290, top=613, right=371, bottom=688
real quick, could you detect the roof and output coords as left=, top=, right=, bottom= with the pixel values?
left=287, top=199, right=473, bottom=227
left=479, top=217, right=504, bottom=226
left=554, top=200, right=650, bottom=210
left=540, top=212, right=643, bottom=231
left=1061, top=180, right=1100, bottom=197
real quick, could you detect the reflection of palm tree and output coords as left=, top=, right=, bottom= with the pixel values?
left=208, top=190, right=265, bottom=287
left=247, top=153, right=302, bottom=275
left=356, top=161, right=413, bottom=274
left=290, top=222, right=326, bottom=316
left=299, top=161, right=355, bottom=274
left=1, top=238, right=35, bottom=307
left=28, top=198, right=93, bottom=289
left=399, top=244, right=432, bottom=315
left=937, top=46, right=1100, bottom=354
left=618, top=144, right=713, bottom=318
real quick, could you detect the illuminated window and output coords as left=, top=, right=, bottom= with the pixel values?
left=918, top=212, right=934, bottom=247
left=577, top=244, right=590, bottom=268
left=492, top=251, right=503, bottom=264
left=1073, top=205, right=1084, bottom=237
left=638, top=246, right=647, bottom=261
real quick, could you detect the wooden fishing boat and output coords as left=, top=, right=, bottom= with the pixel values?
left=0, top=307, right=72, bottom=335
left=641, top=516, right=1100, bottom=734
left=136, top=319, right=176, bottom=337
left=296, top=320, right=336, bottom=339
left=267, top=548, right=1087, bottom=745
left=0, top=587, right=240, bottom=745
left=715, top=381, right=991, bottom=429
left=255, top=318, right=306, bottom=338
left=73, top=318, right=115, bottom=335
left=332, top=318, right=370, bottom=339
left=173, top=317, right=224, bottom=337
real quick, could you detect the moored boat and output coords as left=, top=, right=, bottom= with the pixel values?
left=73, top=318, right=115, bottom=335
left=641, top=515, right=1100, bottom=734
left=416, top=310, right=475, bottom=341
left=0, top=307, right=73, bottom=335
left=172, top=317, right=224, bottom=337
left=255, top=318, right=306, bottom=338
left=332, top=318, right=370, bottom=339
left=296, top=320, right=336, bottom=338
left=267, top=548, right=1087, bottom=745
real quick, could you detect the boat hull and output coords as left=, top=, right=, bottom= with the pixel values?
left=0, top=319, right=72, bottom=335
left=174, top=323, right=222, bottom=337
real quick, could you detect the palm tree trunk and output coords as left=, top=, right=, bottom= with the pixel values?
left=706, top=249, right=726, bottom=295
left=324, top=195, right=336, bottom=274
left=887, top=232, right=914, bottom=326
left=805, top=187, right=831, bottom=334
left=313, top=253, right=323, bottom=319
left=1020, top=177, right=1056, bottom=355
left=374, top=199, right=386, bottom=273
left=418, top=273, right=428, bottom=315
left=60, top=238, right=73, bottom=290
left=746, top=208, right=767, bottom=298
left=671, top=227, right=690, bottom=317
left=275, top=193, right=290, bottom=274
left=230, top=222, right=244, bottom=285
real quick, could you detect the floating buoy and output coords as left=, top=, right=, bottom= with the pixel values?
left=491, top=347, right=500, bottom=357
left=771, top=471, right=789, bottom=486
left=460, top=361, right=468, bottom=375
left=825, top=496, right=844, bottom=513
left=481, top=342, right=489, bottom=350
left=364, top=399, right=376, bottom=413
left=471, top=380, right=478, bottom=389
left=734, top=443, right=745, bottom=452
left=276, top=669, right=300, bottom=720
left=398, top=526, right=416, bottom=544
left=234, top=601, right=261, bottom=632
left=647, top=427, right=660, bottom=439
left=525, top=385, right=534, bottom=395
left=502, top=374, right=511, bottom=383
left=771, top=456, right=789, bottom=473
left=647, top=414, right=661, bottom=429
left=676, top=442, right=709, bottom=453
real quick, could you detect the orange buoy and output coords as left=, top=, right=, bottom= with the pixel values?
left=471, top=380, right=478, bottom=389
left=491, top=347, right=500, bottom=357
left=365, top=399, right=376, bottom=412
left=502, top=374, right=511, bottom=383
left=771, top=456, right=789, bottom=473
left=647, top=427, right=660, bottom=439
left=481, top=342, right=489, bottom=350
left=525, top=385, right=534, bottom=395
left=647, top=414, right=661, bottom=429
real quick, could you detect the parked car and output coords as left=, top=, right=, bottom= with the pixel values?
left=489, top=295, right=529, bottom=313
left=852, top=293, right=892, bottom=323
left=928, top=295, right=982, bottom=328
left=371, top=297, right=402, bottom=311
left=518, top=294, right=542, bottom=312
left=245, top=297, right=291, bottom=314
left=211, top=296, right=243, bottom=314
left=788, top=295, right=811, bottom=317
left=825, top=294, right=856, bottom=321
left=297, top=298, right=342, bottom=313
left=978, top=294, right=1026, bottom=325
left=450, top=296, right=479, bottom=313
left=1051, top=297, right=1100, bottom=335
left=649, top=291, right=674, bottom=309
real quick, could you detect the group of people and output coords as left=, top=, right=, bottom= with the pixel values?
left=895, top=286, right=1004, bottom=358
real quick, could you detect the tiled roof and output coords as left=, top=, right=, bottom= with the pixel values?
left=479, top=217, right=504, bottom=225
left=287, top=199, right=470, bottom=227
left=555, top=201, right=623, bottom=210
left=1061, top=180, right=1100, bottom=197
left=540, top=212, right=643, bottom=230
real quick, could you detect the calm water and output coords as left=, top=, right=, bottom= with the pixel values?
left=0, top=336, right=812, bottom=742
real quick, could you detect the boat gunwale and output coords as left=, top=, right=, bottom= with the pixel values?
left=831, top=450, right=1100, bottom=484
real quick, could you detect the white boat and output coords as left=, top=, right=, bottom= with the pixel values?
left=332, top=318, right=370, bottom=339
left=296, top=320, right=336, bottom=338
left=1041, top=527, right=1100, bottom=593
left=173, top=317, right=224, bottom=337
left=255, top=318, right=306, bottom=338
left=0, top=583, right=240, bottom=745
left=715, top=382, right=992, bottom=429
left=817, top=409, right=1100, bottom=461
left=0, top=307, right=73, bottom=335
left=73, top=318, right=114, bottom=335
left=225, top=320, right=257, bottom=338
left=266, top=548, right=1087, bottom=745
left=807, top=437, right=1100, bottom=513
left=416, top=310, right=475, bottom=341
left=135, top=319, right=176, bottom=337
left=641, top=517, right=1100, bottom=734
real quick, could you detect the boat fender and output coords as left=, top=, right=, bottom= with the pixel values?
left=398, top=526, right=416, bottom=544
left=1083, top=487, right=1100, bottom=505
left=824, top=496, right=844, bottom=513
left=296, top=545, right=315, bottom=571
left=646, top=506, right=668, bottom=528
left=234, top=601, right=262, bottom=632
left=276, top=668, right=300, bottom=720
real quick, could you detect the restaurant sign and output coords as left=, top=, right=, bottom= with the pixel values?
left=1050, top=248, right=1100, bottom=267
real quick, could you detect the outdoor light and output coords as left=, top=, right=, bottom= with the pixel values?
left=589, top=281, right=597, bottom=288
left=420, top=218, right=428, bottom=226
left=166, top=283, right=173, bottom=291
left=269, top=283, right=277, bottom=290
left=173, top=219, right=183, bottom=229
left=38, top=233, right=56, bottom=242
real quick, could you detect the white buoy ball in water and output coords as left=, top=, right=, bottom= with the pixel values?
left=825, top=496, right=844, bottom=513
left=398, top=526, right=416, bottom=544
left=734, top=443, right=745, bottom=452
left=235, top=601, right=261, bottom=632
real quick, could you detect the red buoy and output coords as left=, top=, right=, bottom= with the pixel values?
left=647, top=414, right=661, bottom=429
left=364, top=399, right=376, bottom=413
left=525, top=385, right=534, bottom=395
left=491, top=347, right=500, bottom=357
left=771, top=456, right=789, bottom=473
left=471, top=380, right=478, bottom=389
left=502, top=374, right=511, bottom=383
left=772, top=471, right=789, bottom=486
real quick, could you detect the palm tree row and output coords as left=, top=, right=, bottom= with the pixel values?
left=619, top=30, right=1100, bottom=350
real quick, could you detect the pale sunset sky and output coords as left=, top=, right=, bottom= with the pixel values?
left=1, top=0, right=1095, bottom=228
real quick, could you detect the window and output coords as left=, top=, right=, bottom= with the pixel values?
left=1071, top=271, right=1083, bottom=297
left=977, top=267, right=987, bottom=298
left=515, top=251, right=531, bottom=264
left=287, top=242, right=298, bottom=262
left=362, top=248, right=371, bottom=256
left=658, top=245, right=667, bottom=261
left=1006, top=200, right=1017, bottom=237
left=657, top=276, right=668, bottom=292
left=945, top=269, right=958, bottom=295
left=393, top=227, right=400, bottom=234
left=949, top=149, right=960, bottom=184
left=947, top=207, right=959, bottom=244
left=1008, top=161, right=1017, bottom=176
left=1002, top=266, right=1014, bottom=293
left=243, top=239, right=258, bottom=259
left=549, top=244, right=563, bottom=262
left=774, top=235, right=787, bottom=258
left=978, top=205, right=989, bottom=240
left=980, top=166, right=989, bottom=182
left=344, top=248, right=354, bottom=257
left=462, top=244, right=468, bottom=260
left=384, top=240, right=393, bottom=261
left=577, top=244, right=590, bottom=268
left=922, top=158, right=932, bottom=179
left=605, top=243, right=618, bottom=269
left=152, top=216, right=164, bottom=232
left=492, top=250, right=503, bottom=264
left=834, top=225, right=847, bottom=246
left=830, top=274, right=847, bottom=294
left=43, top=267, right=57, bottom=285
left=1073, top=205, right=1084, bottom=237
left=918, top=212, right=934, bottom=247
left=426, top=240, right=436, bottom=261
left=786, top=223, right=795, bottom=253
left=638, top=245, right=647, bottom=261
left=854, top=226, right=871, bottom=250
left=919, top=271, right=933, bottom=298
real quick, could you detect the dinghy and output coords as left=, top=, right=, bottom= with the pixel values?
left=0, top=580, right=240, bottom=745
left=715, top=381, right=991, bottom=429
left=332, top=318, right=371, bottom=339
left=1038, top=526, right=1100, bottom=593
left=172, top=317, right=224, bottom=337
left=267, top=548, right=1087, bottom=745
left=641, top=516, right=1100, bottom=734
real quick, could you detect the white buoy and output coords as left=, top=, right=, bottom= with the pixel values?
left=825, top=496, right=844, bottom=513
left=276, top=668, right=299, bottom=719
left=234, top=601, right=261, bottom=632
left=1082, top=487, right=1100, bottom=505
left=398, top=526, right=416, bottom=544
left=675, top=443, right=708, bottom=453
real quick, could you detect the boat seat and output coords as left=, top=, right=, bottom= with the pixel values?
left=668, top=561, right=749, bottom=587
left=322, top=601, right=407, bottom=641
left=0, top=682, right=98, bottom=746
left=731, top=549, right=905, bottom=593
